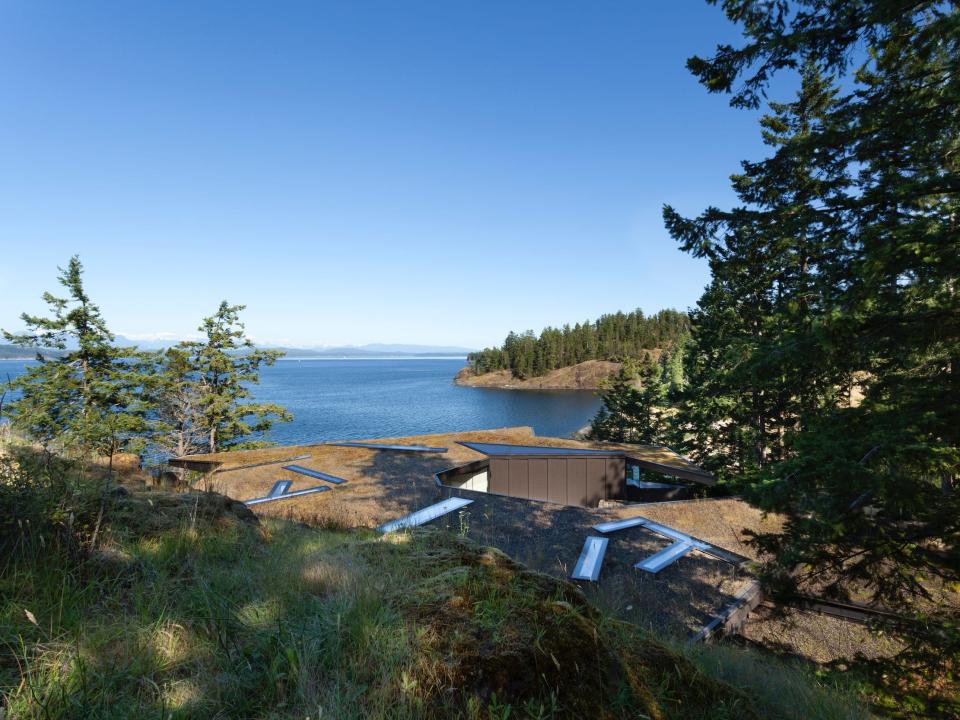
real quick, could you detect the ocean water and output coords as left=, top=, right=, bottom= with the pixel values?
left=0, top=358, right=602, bottom=445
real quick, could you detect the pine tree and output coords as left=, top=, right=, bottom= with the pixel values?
left=181, top=302, right=291, bottom=453
left=674, top=0, right=960, bottom=695
left=665, top=66, right=850, bottom=474
left=588, top=356, right=666, bottom=445
left=2, top=256, right=152, bottom=471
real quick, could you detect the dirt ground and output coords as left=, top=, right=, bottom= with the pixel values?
left=739, top=604, right=904, bottom=663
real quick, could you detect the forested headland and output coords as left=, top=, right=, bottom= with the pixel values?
left=465, top=308, right=690, bottom=379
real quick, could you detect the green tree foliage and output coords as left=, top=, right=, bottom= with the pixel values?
left=588, top=355, right=667, bottom=445
left=179, top=302, right=291, bottom=453
left=2, top=257, right=152, bottom=471
left=2, top=259, right=292, bottom=464
left=147, top=346, right=209, bottom=459
left=469, top=309, right=690, bottom=379
left=668, top=0, right=959, bottom=699
left=666, top=67, right=851, bottom=475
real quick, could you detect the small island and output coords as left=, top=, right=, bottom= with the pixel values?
left=456, top=309, right=685, bottom=391
left=455, top=359, right=624, bottom=390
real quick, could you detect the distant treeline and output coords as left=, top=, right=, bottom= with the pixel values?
left=0, top=344, right=64, bottom=360
left=468, top=309, right=690, bottom=379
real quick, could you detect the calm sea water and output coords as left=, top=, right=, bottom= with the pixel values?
left=0, top=358, right=601, bottom=444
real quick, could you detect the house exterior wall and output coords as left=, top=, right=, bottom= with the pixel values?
left=489, top=458, right=509, bottom=495
left=487, top=455, right=626, bottom=507
left=436, top=454, right=671, bottom=508
left=528, top=459, right=549, bottom=502
left=547, top=458, right=567, bottom=504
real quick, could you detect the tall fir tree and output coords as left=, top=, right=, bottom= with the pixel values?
left=2, top=257, right=152, bottom=471
left=588, top=355, right=666, bottom=445
left=181, top=302, right=291, bottom=453
left=147, top=346, right=209, bottom=460
left=665, top=66, right=851, bottom=474
left=671, top=0, right=959, bottom=696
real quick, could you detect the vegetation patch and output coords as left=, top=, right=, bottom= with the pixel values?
left=0, top=454, right=869, bottom=719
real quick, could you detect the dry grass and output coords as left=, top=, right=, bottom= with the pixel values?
left=454, top=359, right=628, bottom=390
left=625, top=498, right=784, bottom=562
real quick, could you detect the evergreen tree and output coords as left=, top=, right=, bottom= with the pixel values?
left=2, top=257, right=152, bottom=471
left=672, top=0, right=960, bottom=694
left=660, top=340, right=687, bottom=395
left=666, top=67, right=850, bottom=474
left=181, top=302, right=291, bottom=453
left=588, top=356, right=666, bottom=445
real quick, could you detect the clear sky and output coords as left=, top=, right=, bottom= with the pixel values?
left=0, top=1, right=768, bottom=349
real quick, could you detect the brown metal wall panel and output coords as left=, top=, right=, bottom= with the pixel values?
left=508, top=458, right=530, bottom=499
left=528, top=459, right=549, bottom=501
left=547, top=458, right=567, bottom=504
left=489, top=458, right=510, bottom=495
left=567, top=458, right=588, bottom=506
left=606, top=457, right=625, bottom=500
left=585, top=458, right=606, bottom=507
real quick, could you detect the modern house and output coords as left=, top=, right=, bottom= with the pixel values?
left=437, top=441, right=714, bottom=506
left=168, top=427, right=896, bottom=655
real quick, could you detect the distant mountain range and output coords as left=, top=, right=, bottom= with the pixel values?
left=0, top=344, right=62, bottom=359
left=0, top=339, right=473, bottom=360
left=270, top=343, right=473, bottom=358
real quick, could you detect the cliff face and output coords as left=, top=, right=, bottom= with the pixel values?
left=454, top=359, right=622, bottom=391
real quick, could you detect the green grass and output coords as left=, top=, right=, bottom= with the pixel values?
left=0, top=467, right=873, bottom=719
left=2, top=509, right=368, bottom=718
left=682, top=638, right=872, bottom=720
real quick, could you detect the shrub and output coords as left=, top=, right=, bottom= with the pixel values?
left=0, top=448, right=106, bottom=561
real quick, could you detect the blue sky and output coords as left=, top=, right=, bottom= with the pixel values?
left=0, top=1, right=770, bottom=349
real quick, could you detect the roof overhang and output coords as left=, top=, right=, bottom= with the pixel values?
left=168, top=457, right=223, bottom=473
left=623, top=455, right=715, bottom=485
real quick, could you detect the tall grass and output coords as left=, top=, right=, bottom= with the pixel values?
left=682, top=639, right=873, bottom=720
left=2, top=513, right=363, bottom=717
